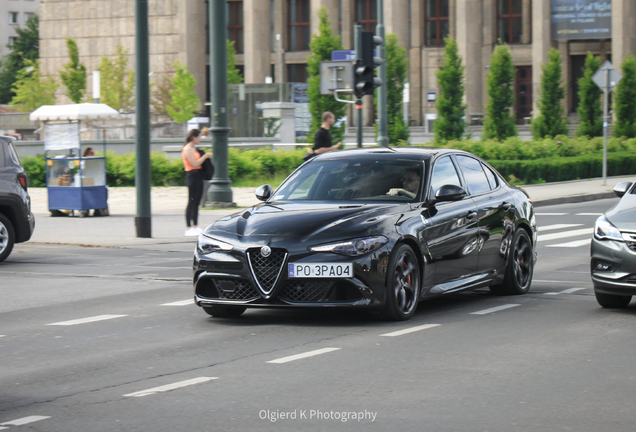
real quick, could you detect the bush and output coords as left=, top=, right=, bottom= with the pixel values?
left=20, top=155, right=46, bottom=187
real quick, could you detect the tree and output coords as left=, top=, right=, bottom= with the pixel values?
left=166, top=61, right=201, bottom=124
left=151, top=69, right=175, bottom=116
left=576, top=52, right=602, bottom=137
left=59, top=38, right=87, bottom=103
left=227, top=40, right=244, bottom=84
left=0, top=15, right=39, bottom=104
left=379, top=33, right=409, bottom=144
left=98, top=44, right=135, bottom=112
left=483, top=43, right=517, bottom=141
left=307, top=7, right=347, bottom=144
left=434, top=36, right=466, bottom=142
left=531, top=47, right=568, bottom=139
left=9, top=59, right=58, bottom=112
left=613, top=55, right=636, bottom=138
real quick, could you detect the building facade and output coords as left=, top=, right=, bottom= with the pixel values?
left=39, top=0, right=636, bottom=129
left=1, top=0, right=39, bottom=58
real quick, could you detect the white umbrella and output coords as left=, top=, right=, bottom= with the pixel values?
left=29, top=103, right=120, bottom=121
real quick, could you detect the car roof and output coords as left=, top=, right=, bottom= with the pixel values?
left=314, top=146, right=465, bottom=162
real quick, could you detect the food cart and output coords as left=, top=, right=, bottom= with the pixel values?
left=29, top=104, right=120, bottom=217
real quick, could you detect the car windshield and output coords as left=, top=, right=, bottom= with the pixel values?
left=272, top=158, right=424, bottom=202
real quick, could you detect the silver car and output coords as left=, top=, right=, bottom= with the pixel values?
left=591, top=181, right=636, bottom=308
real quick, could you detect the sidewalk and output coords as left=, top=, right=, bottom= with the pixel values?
left=24, top=175, right=633, bottom=248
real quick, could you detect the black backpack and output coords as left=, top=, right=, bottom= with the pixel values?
left=197, top=148, right=214, bottom=180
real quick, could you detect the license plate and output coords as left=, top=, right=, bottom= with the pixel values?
left=288, top=263, right=353, bottom=278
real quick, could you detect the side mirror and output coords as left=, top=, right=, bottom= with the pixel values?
left=435, top=185, right=467, bottom=203
left=255, top=184, right=273, bottom=202
left=613, top=181, right=632, bottom=198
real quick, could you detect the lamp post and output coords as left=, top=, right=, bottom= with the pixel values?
left=206, top=0, right=235, bottom=206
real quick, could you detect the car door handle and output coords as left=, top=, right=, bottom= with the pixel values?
left=500, top=202, right=512, bottom=211
left=466, top=211, right=478, bottom=220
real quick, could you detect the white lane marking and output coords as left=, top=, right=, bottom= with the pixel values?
left=161, top=299, right=194, bottom=306
left=471, top=304, right=520, bottom=315
left=0, top=427, right=7, bottom=430
left=536, top=213, right=568, bottom=216
left=576, top=213, right=603, bottom=216
left=267, top=347, right=341, bottom=364
left=544, top=288, right=587, bottom=296
left=380, top=324, right=440, bottom=337
left=0, top=416, right=51, bottom=426
left=124, top=377, right=217, bottom=398
left=537, top=228, right=593, bottom=242
left=47, top=315, right=127, bottom=326
left=547, top=239, right=591, bottom=248
left=538, top=223, right=583, bottom=232
left=0, top=335, right=5, bottom=338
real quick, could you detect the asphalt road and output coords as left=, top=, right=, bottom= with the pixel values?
left=1, top=198, right=635, bottom=432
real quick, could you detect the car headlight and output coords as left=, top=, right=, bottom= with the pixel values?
left=197, top=235, right=234, bottom=254
left=309, top=236, right=388, bottom=256
left=594, top=215, right=623, bottom=241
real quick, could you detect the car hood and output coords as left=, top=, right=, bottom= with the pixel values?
left=606, top=194, right=636, bottom=232
left=207, top=201, right=400, bottom=242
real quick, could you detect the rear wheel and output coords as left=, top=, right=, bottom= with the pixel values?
left=490, top=228, right=533, bottom=296
left=0, top=214, right=15, bottom=263
left=202, top=305, right=247, bottom=318
left=594, top=290, right=632, bottom=308
left=380, top=244, right=420, bottom=321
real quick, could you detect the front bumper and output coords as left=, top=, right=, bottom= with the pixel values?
left=193, top=246, right=390, bottom=309
left=591, top=235, right=636, bottom=296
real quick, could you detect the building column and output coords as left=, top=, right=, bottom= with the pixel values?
left=613, top=0, right=636, bottom=69
left=409, top=0, right=423, bottom=126
left=385, top=0, right=409, bottom=49
left=341, top=0, right=353, bottom=49
left=456, top=0, right=483, bottom=117
left=244, top=0, right=271, bottom=83
left=311, top=0, right=339, bottom=36
left=531, top=0, right=551, bottom=115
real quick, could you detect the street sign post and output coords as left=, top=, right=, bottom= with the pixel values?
left=592, top=61, right=622, bottom=185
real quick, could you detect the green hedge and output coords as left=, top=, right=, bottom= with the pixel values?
left=19, top=138, right=636, bottom=188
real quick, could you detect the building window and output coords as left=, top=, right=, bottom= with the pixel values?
left=498, top=0, right=523, bottom=44
left=227, top=1, right=244, bottom=54
left=287, top=64, right=308, bottom=82
left=205, top=1, right=209, bottom=55
left=9, top=12, right=19, bottom=24
left=288, top=0, right=310, bottom=51
left=356, top=0, right=377, bottom=33
left=24, top=12, right=35, bottom=23
left=8, top=37, right=17, bottom=47
left=425, top=0, right=449, bottom=47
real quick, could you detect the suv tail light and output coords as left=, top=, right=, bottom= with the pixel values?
left=17, top=172, right=27, bottom=191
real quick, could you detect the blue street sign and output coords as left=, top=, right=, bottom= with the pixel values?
left=331, top=49, right=377, bottom=61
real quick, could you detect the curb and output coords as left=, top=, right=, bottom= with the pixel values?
left=532, top=192, right=616, bottom=208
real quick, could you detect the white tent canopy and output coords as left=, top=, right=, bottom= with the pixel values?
left=29, top=103, right=120, bottom=122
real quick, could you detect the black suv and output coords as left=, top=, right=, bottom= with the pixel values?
left=0, top=136, right=35, bottom=262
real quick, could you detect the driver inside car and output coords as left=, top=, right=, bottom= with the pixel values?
left=387, top=168, right=420, bottom=199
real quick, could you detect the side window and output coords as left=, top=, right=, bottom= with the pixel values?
left=430, top=156, right=462, bottom=196
left=7, top=142, right=21, bottom=166
left=456, top=155, right=491, bottom=195
left=482, top=163, right=498, bottom=190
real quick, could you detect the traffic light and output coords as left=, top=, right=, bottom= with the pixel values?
left=354, top=31, right=383, bottom=99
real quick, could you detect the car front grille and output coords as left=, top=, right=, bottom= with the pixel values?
left=622, top=233, right=636, bottom=252
left=214, top=279, right=260, bottom=301
left=279, top=280, right=334, bottom=303
left=247, top=248, right=287, bottom=294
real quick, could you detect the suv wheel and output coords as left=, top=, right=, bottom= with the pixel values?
left=0, top=213, right=15, bottom=263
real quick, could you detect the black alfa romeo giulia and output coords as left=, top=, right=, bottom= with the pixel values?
left=193, top=147, right=537, bottom=321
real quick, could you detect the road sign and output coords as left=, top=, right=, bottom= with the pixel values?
left=592, top=61, right=622, bottom=92
left=331, top=49, right=378, bottom=61
left=319, top=61, right=353, bottom=95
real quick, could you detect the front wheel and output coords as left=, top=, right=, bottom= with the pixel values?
left=594, top=290, right=632, bottom=308
left=490, top=228, right=533, bottom=296
left=380, top=244, right=420, bottom=321
left=202, top=305, right=247, bottom=318
left=0, top=214, right=15, bottom=263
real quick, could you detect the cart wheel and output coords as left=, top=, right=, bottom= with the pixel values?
left=96, top=208, right=109, bottom=217
left=79, top=210, right=89, bottom=218
left=50, top=210, right=68, bottom=217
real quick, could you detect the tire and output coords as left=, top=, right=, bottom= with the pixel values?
left=0, top=214, right=16, bottom=263
left=380, top=244, right=420, bottom=321
left=50, top=210, right=68, bottom=217
left=202, top=305, right=247, bottom=318
left=490, top=228, right=533, bottom=296
left=95, top=208, right=109, bottom=217
left=594, top=290, right=632, bottom=308
left=79, top=210, right=89, bottom=218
